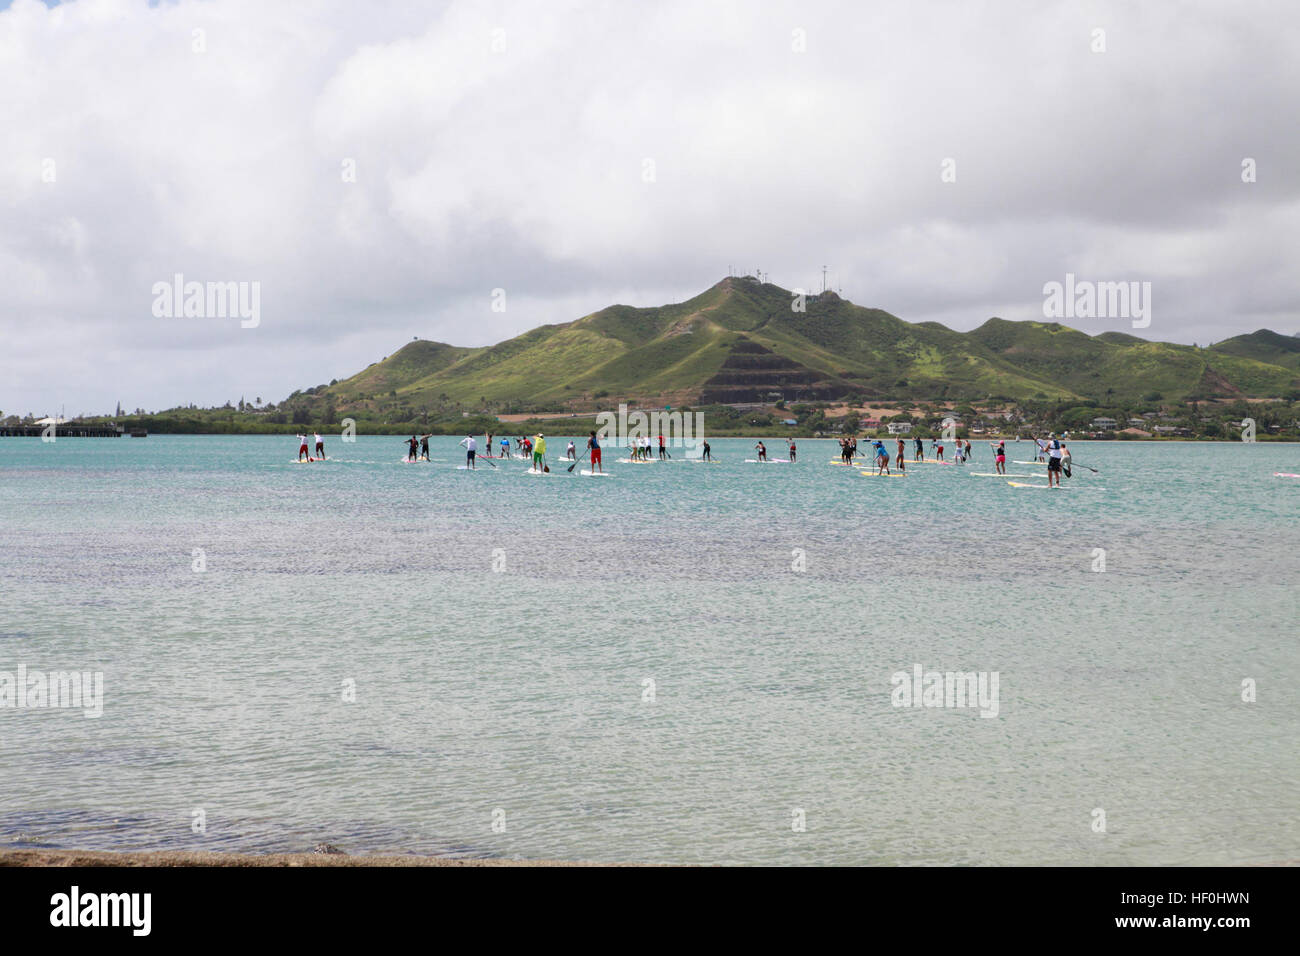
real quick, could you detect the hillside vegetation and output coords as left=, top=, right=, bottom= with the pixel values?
left=292, top=277, right=1297, bottom=424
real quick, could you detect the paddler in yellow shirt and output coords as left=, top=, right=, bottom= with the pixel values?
left=533, top=433, right=547, bottom=472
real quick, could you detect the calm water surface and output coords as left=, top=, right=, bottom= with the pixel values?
left=1, top=435, right=1297, bottom=864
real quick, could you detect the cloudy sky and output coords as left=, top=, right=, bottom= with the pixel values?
left=2, top=0, right=1297, bottom=416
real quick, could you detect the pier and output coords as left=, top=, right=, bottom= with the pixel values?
left=0, top=423, right=125, bottom=437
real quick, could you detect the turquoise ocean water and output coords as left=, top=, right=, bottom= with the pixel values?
left=1, top=435, right=1297, bottom=864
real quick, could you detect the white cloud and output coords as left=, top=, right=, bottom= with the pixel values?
left=1, top=0, right=1297, bottom=413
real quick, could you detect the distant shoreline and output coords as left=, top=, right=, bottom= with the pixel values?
left=0, top=849, right=615, bottom=868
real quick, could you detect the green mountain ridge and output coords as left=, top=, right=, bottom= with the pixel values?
left=305, top=277, right=1300, bottom=415
left=1207, top=329, right=1300, bottom=371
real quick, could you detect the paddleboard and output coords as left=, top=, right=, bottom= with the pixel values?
left=291, top=457, right=330, bottom=462
left=858, top=471, right=907, bottom=477
left=524, top=468, right=552, bottom=476
left=745, top=458, right=791, bottom=463
left=1275, top=473, right=1300, bottom=478
left=579, top=469, right=613, bottom=477
left=970, top=472, right=1036, bottom=478
left=1012, top=460, right=1047, bottom=465
left=1007, top=481, right=1055, bottom=488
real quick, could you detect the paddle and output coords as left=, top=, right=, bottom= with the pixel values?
left=569, top=451, right=589, bottom=473
left=1030, top=432, right=1097, bottom=473
left=458, top=437, right=492, bottom=467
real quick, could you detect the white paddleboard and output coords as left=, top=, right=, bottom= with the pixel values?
left=579, top=469, right=613, bottom=477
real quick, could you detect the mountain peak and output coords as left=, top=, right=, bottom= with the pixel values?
left=299, top=279, right=1300, bottom=416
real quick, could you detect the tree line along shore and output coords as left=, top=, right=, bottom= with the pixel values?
left=8, top=394, right=1299, bottom=441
